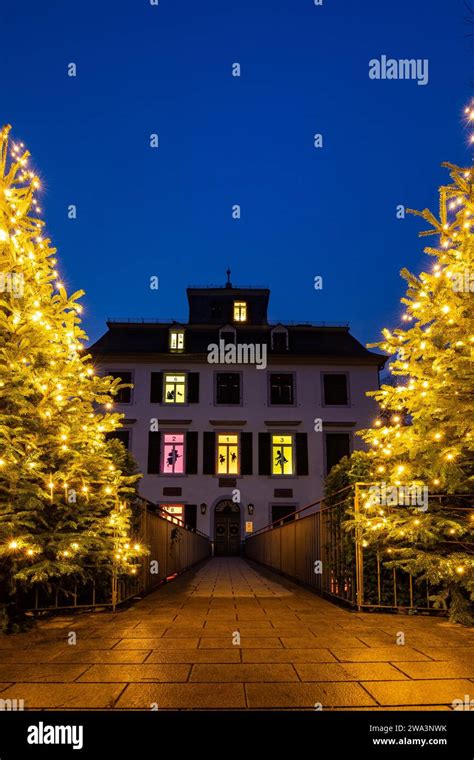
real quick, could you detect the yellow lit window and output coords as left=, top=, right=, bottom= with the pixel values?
left=169, top=330, right=185, bottom=351
left=272, top=434, right=294, bottom=475
left=233, top=301, right=247, bottom=322
left=164, top=374, right=186, bottom=404
left=217, top=433, right=239, bottom=475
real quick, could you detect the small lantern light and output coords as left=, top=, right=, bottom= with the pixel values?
left=247, top=502, right=254, bottom=516
left=200, top=502, right=207, bottom=515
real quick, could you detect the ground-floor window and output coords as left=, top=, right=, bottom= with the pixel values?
left=160, top=503, right=184, bottom=523
left=271, top=504, right=296, bottom=525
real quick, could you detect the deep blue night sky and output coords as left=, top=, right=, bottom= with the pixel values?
left=2, top=0, right=472, bottom=346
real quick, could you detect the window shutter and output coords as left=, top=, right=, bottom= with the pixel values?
left=241, top=432, right=253, bottom=475
left=188, top=372, right=200, bottom=403
left=202, top=432, right=216, bottom=474
left=258, top=433, right=271, bottom=475
left=296, top=433, right=309, bottom=476
left=147, top=431, right=161, bottom=474
left=150, top=372, right=163, bottom=403
left=186, top=431, right=198, bottom=474
left=184, top=504, right=197, bottom=531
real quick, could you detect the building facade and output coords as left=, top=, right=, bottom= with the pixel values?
left=90, top=279, right=384, bottom=554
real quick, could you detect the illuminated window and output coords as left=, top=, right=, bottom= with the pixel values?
left=164, top=373, right=186, bottom=404
left=271, top=434, right=294, bottom=475
left=169, top=329, right=185, bottom=352
left=217, top=433, right=239, bottom=475
left=161, top=433, right=185, bottom=474
left=161, top=503, right=184, bottom=524
left=233, top=301, right=247, bottom=322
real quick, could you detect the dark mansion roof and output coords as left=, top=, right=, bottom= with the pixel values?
left=89, top=282, right=385, bottom=367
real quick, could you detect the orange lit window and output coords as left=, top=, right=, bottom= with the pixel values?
left=161, top=503, right=184, bottom=524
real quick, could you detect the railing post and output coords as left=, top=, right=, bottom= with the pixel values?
left=141, top=498, right=148, bottom=593
left=354, top=483, right=364, bottom=611
left=111, top=567, right=117, bottom=612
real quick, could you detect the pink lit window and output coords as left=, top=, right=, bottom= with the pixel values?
left=161, top=433, right=185, bottom=474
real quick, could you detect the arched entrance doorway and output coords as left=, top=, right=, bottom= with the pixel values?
left=214, top=499, right=241, bottom=556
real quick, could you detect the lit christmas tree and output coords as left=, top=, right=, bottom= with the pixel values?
left=0, top=125, right=143, bottom=630
left=351, top=109, right=474, bottom=623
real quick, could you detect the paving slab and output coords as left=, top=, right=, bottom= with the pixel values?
left=115, top=637, right=199, bottom=650
left=78, top=664, right=190, bottom=682
left=0, top=683, right=125, bottom=708
left=0, top=664, right=89, bottom=682
left=330, top=647, right=431, bottom=662
left=49, top=649, right=151, bottom=664
left=145, top=649, right=242, bottom=664
left=190, top=664, right=299, bottom=682
left=394, top=661, right=474, bottom=679
left=362, top=679, right=474, bottom=706
left=242, top=649, right=338, bottom=663
left=198, top=637, right=283, bottom=649
left=246, top=682, right=377, bottom=708
left=116, top=683, right=247, bottom=709
left=295, top=662, right=409, bottom=681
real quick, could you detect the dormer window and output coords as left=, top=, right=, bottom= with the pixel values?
left=271, top=326, right=288, bottom=351
left=219, top=325, right=236, bottom=345
left=169, top=329, right=185, bottom=352
left=233, top=301, right=247, bottom=322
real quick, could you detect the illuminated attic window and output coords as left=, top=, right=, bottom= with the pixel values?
left=169, top=329, right=185, bottom=352
left=233, top=301, right=247, bottom=322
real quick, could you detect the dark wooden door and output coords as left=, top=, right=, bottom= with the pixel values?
left=214, top=500, right=241, bottom=556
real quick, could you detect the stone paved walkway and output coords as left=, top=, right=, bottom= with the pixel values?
left=0, top=558, right=473, bottom=710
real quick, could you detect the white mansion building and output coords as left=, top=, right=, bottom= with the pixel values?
left=90, top=278, right=384, bottom=555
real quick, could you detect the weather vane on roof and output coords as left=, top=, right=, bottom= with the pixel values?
left=225, top=268, right=232, bottom=288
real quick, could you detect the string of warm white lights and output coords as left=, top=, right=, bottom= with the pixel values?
left=0, top=124, right=144, bottom=574
left=351, top=106, right=474, bottom=583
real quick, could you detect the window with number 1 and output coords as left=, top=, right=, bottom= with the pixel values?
left=217, top=433, right=239, bottom=475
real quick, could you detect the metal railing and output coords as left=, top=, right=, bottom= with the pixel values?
left=26, top=498, right=210, bottom=612
left=245, top=485, right=473, bottom=613
left=106, top=317, right=350, bottom=329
